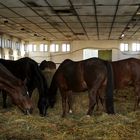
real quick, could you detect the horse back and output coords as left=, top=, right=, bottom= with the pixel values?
left=55, top=58, right=107, bottom=92
left=112, top=58, right=140, bottom=88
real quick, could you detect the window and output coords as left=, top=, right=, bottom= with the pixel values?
left=62, top=43, right=70, bottom=52
left=50, top=44, right=59, bottom=52
left=24, top=44, right=28, bottom=52
left=16, top=42, right=20, bottom=50
left=120, top=43, right=128, bottom=51
left=33, top=44, right=36, bottom=51
left=40, top=44, right=48, bottom=52
left=28, top=44, right=36, bottom=52
left=83, top=49, right=98, bottom=60
left=7, top=39, right=12, bottom=48
left=132, top=43, right=140, bottom=51
left=28, top=44, right=33, bottom=52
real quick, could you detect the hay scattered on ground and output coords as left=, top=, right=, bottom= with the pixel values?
left=0, top=88, right=140, bottom=140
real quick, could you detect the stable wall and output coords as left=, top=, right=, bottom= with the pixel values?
left=29, top=40, right=140, bottom=64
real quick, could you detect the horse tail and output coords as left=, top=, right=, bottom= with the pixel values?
left=105, top=61, right=115, bottom=114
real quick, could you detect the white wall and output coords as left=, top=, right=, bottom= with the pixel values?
left=1, top=33, right=140, bottom=64
left=27, top=40, right=140, bottom=64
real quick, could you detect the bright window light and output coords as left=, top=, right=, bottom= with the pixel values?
left=40, top=44, right=44, bottom=51
left=44, top=44, right=48, bottom=51
left=132, top=43, right=140, bottom=51
left=83, top=49, right=98, bottom=60
left=50, top=44, right=55, bottom=52
left=33, top=44, right=36, bottom=51
left=50, top=44, right=59, bottom=52
left=120, top=43, right=128, bottom=51
left=28, top=44, right=33, bottom=52
left=62, top=43, right=70, bottom=52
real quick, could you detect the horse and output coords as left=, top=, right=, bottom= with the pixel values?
left=97, top=57, right=140, bottom=111
left=39, top=60, right=56, bottom=87
left=40, top=60, right=56, bottom=70
left=0, top=63, right=33, bottom=114
left=47, top=58, right=114, bottom=117
left=0, top=57, right=49, bottom=116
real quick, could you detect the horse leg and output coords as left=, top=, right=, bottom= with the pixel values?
left=2, top=90, right=7, bottom=108
left=87, top=89, right=97, bottom=116
left=134, top=84, right=140, bottom=111
left=67, top=90, right=73, bottom=114
left=61, top=91, right=67, bottom=117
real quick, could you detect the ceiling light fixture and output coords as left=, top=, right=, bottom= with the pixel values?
left=121, top=33, right=125, bottom=38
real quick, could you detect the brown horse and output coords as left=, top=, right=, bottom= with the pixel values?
left=40, top=60, right=56, bottom=71
left=0, top=63, right=33, bottom=114
left=97, top=57, right=140, bottom=111
left=48, top=58, right=114, bottom=117
left=112, top=58, right=140, bottom=110
left=40, top=60, right=56, bottom=87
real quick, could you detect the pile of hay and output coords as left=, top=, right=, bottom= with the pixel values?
left=0, top=88, right=140, bottom=140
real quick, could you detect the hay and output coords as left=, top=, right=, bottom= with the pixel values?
left=0, top=88, right=140, bottom=140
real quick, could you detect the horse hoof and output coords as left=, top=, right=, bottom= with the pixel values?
left=86, top=115, right=91, bottom=118
left=69, top=109, right=73, bottom=114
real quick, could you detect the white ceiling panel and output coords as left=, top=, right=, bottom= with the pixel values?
left=44, top=16, right=63, bottom=23
left=113, top=23, right=128, bottom=28
left=11, top=8, right=38, bottom=16
left=75, top=6, right=95, bottom=15
left=80, top=16, right=96, bottom=22
left=0, top=0, right=25, bottom=7
left=97, top=6, right=116, bottom=15
left=98, top=16, right=113, bottom=22
left=46, top=28, right=59, bottom=33
left=61, top=16, right=79, bottom=22
left=0, top=9, right=20, bottom=17
left=98, top=23, right=111, bottom=27
left=119, top=0, right=140, bottom=5
left=67, top=23, right=83, bottom=28
left=0, top=3, right=5, bottom=8
left=95, top=0, right=118, bottom=5
left=32, top=7, right=56, bottom=16
left=0, top=0, right=139, bottom=41
left=9, top=17, right=31, bottom=24
left=47, top=0, right=70, bottom=6
left=23, top=0, right=48, bottom=7
left=85, top=28, right=97, bottom=32
left=71, top=0, right=93, bottom=6
left=36, top=23, right=53, bottom=29
left=117, top=6, right=139, bottom=15
left=83, top=23, right=96, bottom=28
left=26, top=16, right=46, bottom=23
left=115, top=16, right=132, bottom=22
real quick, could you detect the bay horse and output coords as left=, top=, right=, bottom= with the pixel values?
left=48, top=58, right=114, bottom=117
left=0, top=63, right=33, bottom=114
left=97, top=57, right=140, bottom=111
left=112, top=58, right=140, bottom=110
left=40, top=60, right=56, bottom=70
left=39, top=60, right=56, bottom=87
left=0, top=57, right=49, bottom=116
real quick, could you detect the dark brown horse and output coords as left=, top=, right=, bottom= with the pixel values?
left=40, top=60, right=56, bottom=71
left=0, top=63, right=33, bottom=114
left=97, top=57, right=140, bottom=111
left=48, top=58, right=114, bottom=117
left=0, top=57, right=49, bottom=116
left=39, top=60, right=56, bottom=87
left=112, top=58, right=140, bottom=110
